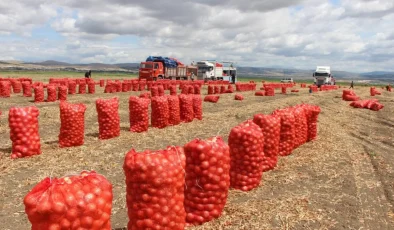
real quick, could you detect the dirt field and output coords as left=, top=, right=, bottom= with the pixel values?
left=0, top=83, right=393, bottom=230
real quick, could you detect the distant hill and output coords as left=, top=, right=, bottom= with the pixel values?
left=0, top=60, right=393, bottom=83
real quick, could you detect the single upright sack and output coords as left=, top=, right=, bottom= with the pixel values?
left=58, top=86, right=68, bottom=101
left=169, top=85, right=177, bottom=95
left=208, top=85, right=214, bottom=95
left=151, top=96, right=169, bottom=129
left=78, top=82, right=86, bottom=94
left=34, top=85, right=45, bottom=103
left=158, top=85, right=165, bottom=96
left=168, top=95, right=181, bottom=126
left=179, top=94, right=194, bottom=123
left=253, top=114, right=281, bottom=171
left=88, top=82, right=96, bottom=94
left=0, top=81, right=11, bottom=97
left=229, top=120, right=264, bottom=191
left=9, top=106, right=41, bottom=159
left=96, top=97, right=120, bottom=140
left=184, top=137, right=230, bottom=226
left=11, top=80, right=22, bottom=93
left=272, top=108, right=295, bottom=156
left=123, top=147, right=186, bottom=230
left=22, top=81, right=32, bottom=97
left=192, top=95, right=203, bottom=120
left=151, top=86, right=159, bottom=97
left=24, top=171, right=113, bottom=230
left=46, top=85, right=57, bottom=102
left=129, top=96, right=150, bottom=132
left=59, top=101, right=87, bottom=147
left=68, top=81, right=77, bottom=94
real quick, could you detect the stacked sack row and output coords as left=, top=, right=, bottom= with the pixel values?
left=235, top=82, right=257, bottom=91
left=263, top=83, right=295, bottom=89
left=23, top=103, right=321, bottom=229
left=320, top=85, right=338, bottom=91
left=207, top=84, right=234, bottom=95
left=309, top=85, right=319, bottom=93
left=7, top=90, right=203, bottom=158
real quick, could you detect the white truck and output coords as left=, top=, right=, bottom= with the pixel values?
left=313, top=66, right=335, bottom=87
left=196, top=60, right=237, bottom=83
left=196, top=60, right=222, bottom=81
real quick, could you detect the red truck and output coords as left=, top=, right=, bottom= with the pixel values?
left=138, top=56, right=197, bottom=81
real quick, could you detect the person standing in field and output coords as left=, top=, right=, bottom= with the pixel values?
left=349, top=81, right=354, bottom=89
left=85, top=70, right=91, bottom=78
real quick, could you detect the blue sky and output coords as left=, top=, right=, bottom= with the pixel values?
left=1, top=0, right=394, bottom=72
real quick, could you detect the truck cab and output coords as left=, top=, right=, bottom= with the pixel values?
left=313, top=66, right=334, bottom=87
left=139, top=61, right=163, bottom=81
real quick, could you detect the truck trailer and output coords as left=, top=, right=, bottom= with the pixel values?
left=139, top=56, right=197, bottom=81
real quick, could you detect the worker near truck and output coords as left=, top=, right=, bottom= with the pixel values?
left=85, top=70, right=92, bottom=78
left=349, top=81, right=354, bottom=89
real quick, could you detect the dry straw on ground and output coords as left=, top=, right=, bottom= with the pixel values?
left=0, top=85, right=394, bottom=230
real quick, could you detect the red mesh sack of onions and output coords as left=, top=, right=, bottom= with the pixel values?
left=151, top=96, right=169, bottom=129
left=192, top=95, right=203, bottom=120
left=22, top=81, right=33, bottom=97
left=0, top=80, right=11, bottom=97
left=204, top=95, right=220, bottom=103
left=253, top=114, right=281, bottom=171
left=139, top=80, right=146, bottom=91
left=272, top=108, right=295, bottom=156
left=300, top=104, right=321, bottom=141
left=168, top=95, right=181, bottom=126
left=139, top=92, right=151, bottom=99
left=255, top=91, right=265, bottom=96
left=181, top=85, right=189, bottom=95
left=151, top=86, right=159, bottom=97
left=208, top=85, right=214, bottom=95
left=115, top=81, right=122, bottom=92
left=169, top=85, right=177, bottom=95
left=228, top=84, right=234, bottom=91
left=11, top=80, right=22, bottom=93
left=147, top=81, right=153, bottom=90
left=9, top=106, right=41, bottom=159
left=229, top=120, right=264, bottom=191
left=184, top=137, right=230, bottom=226
left=34, top=85, right=45, bottom=103
left=220, top=85, right=226, bottom=94
left=96, top=97, right=120, bottom=140
left=214, top=86, right=220, bottom=94
left=24, top=170, right=113, bottom=230
left=179, top=94, right=194, bottom=123
left=100, top=79, right=105, bottom=87
left=123, top=146, right=186, bottom=230
left=59, top=101, right=87, bottom=148
left=88, top=82, right=96, bottom=94
left=132, top=81, right=139, bottom=91
left=188, top=85, right=194, bottom=94
left=46, top=85, right=57, bottom=102
left=234, top=94, right=244, bottom=100
left=58, top=86, right=68, bottom=101
left=129, top=96, right=150, bottom=133
left=68, top=81, right=77, bottom=94
left=122, top=82, right=128, bottom=92
left=78, top=82, right=86, bottom=94
left=292, top=106, right=308, bottom=148
left=158, top=85, right=165, bottom=96
left=194, top=85, right=201, bottom=94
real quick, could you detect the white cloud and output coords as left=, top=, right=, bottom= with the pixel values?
left=0, top=0, right=394, bottom=72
